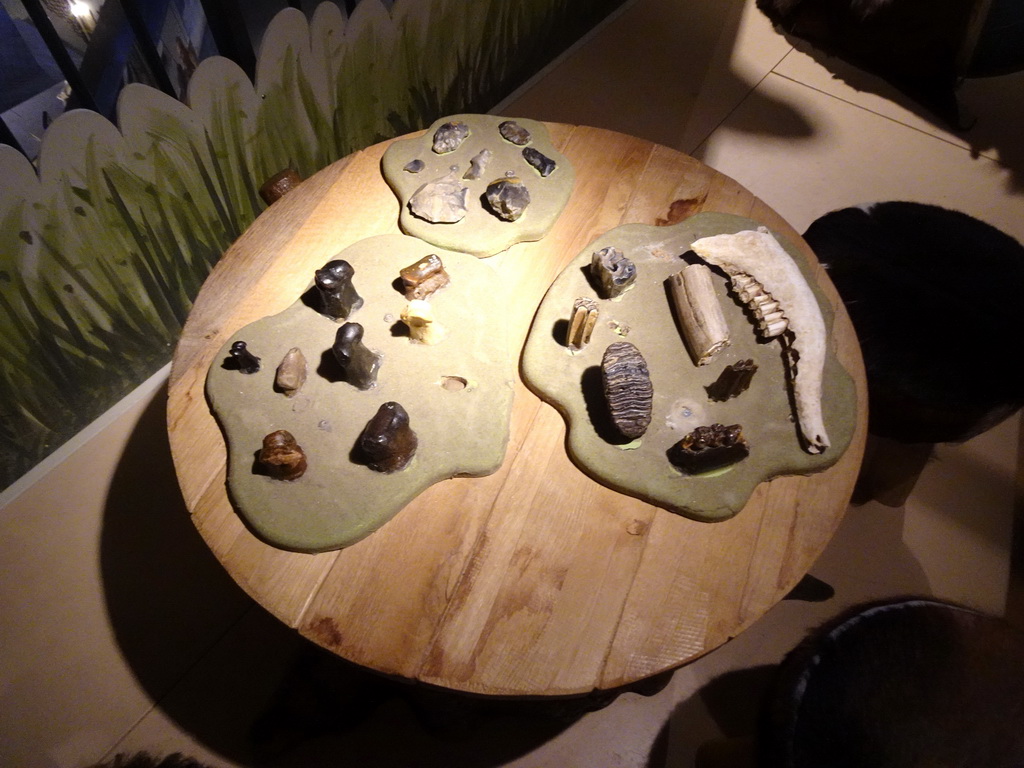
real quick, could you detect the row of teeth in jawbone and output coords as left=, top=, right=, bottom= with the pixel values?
left=729, top=273, right=790, bottom=339
left=690, top=227, right=830, bottom=455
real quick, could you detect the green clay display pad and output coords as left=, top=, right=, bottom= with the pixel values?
left=206, top=235, right=515, bottom=552
left=381, top=114, right=574, bottom=257
left=520, top=213, right=857, bottom=522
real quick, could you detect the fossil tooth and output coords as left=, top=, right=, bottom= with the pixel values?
left=432, top=121, right=470, bottom=154
left=706, top=359, right=758, bottom=401
left=229, top=341, right=261, bottom=374
left=401, top=299, right=446, bottom=345
left=498, top=120, right=532, bottom=145
left=408, top=168, right=469, bottom=223
left=601, top=341, right=653, bottom=440
left=463, top=149, right=493, bottom=180
left=668, top=263, right=731, bottom=366
left=731, top=273, right=790, bottom=338
left=404, top=158, right=425, bottom=173
left=332, top=322, right=380, bottom=390
left=522, top=146, right=556, bottom=177
left=484, top=176, right=531, bottom=221
left=590, top=246, right=637, bottom=299
left=567, top=297, right=599, bottom=352
left=690, top=227, right=829, bottom=453
left=315, top=259, right=363, bottom=321
left=399, top=253, right=450, bottom=300
left=358, top=401, right=418, bottom=473
left=668, top=423, right=749, bottom=474
left=259, top=168, right=302, bottom=205
left=259, top=429, right=307, bottom=480
left=275, top=347, right=307, bottom=397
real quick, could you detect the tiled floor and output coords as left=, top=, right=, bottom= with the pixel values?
left=2, top=0, right=1022, bottom=766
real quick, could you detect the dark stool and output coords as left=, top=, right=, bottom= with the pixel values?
left=760, top=598, right=1024, bottom=768
left=803, top=202, right=1024, bottom=503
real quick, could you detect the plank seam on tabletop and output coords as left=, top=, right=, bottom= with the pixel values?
left=409, top=352, right=570, bottom=678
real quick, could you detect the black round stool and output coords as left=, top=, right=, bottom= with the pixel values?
left=805, top=202, right=1024, bottom=444
left=760, top=598, right=1024, bottom=768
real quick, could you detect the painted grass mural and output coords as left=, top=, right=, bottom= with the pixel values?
left=0, top=0, right=624, bottom=491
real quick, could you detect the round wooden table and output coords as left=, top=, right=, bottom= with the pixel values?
left=167, top=123, right=867, bottom=697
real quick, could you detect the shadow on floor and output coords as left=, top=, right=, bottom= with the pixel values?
left=775, top=36, right=1024, bottom=190
left=99, top=387, right=661, bottom=767
left=646, top=665, right=777, bottom=768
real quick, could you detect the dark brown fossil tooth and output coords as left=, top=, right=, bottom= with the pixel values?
left=229, top=340, right=261, bottom=374
left=706, top=359, right=758, bottom=402
left=259, top=429, right=307, bottom=481
left=332, top=322, right=380, bottom=390
left=315, top=259, right=363, bottom=321
left=259, top=168, right=302, bottom=205
left=358, top=401, right=418, bottom=473
left=667, top=423, right=749, bottom=474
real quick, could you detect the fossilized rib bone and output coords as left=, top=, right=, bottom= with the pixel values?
left=690, top=227, right=830, bottom=454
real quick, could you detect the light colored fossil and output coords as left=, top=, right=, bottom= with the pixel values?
left=567, top=297, right=599, bottom=352
left=690, top=227, right=829, bottom=454
left=275, top=347, right=307, bottom=397
left=668, top=263, right=730, bottom=366
left=402, top=299, right=446, bottom=345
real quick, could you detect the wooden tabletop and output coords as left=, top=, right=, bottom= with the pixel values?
left=167, top=123, right=867, bottom=697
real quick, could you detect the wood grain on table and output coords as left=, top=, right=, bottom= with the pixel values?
left=167, top=123, right=867, bottom=697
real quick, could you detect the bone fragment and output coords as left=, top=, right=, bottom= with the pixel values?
left=402, top=300, right=446, bottom=345
left=668, top=264, right=730, bottom=366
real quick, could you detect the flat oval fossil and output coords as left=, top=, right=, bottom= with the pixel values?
left=601, top=341, right=653, bottom=439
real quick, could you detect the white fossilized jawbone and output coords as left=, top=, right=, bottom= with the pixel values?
left=690, top=227, right=830, bottom=454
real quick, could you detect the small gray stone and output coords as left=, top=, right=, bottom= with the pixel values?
left=522, top=147, right=556, bottom=177
left=484, top=177, right=531, bottom=222
left=498, top=120, right=531, bottom=145
left=463, top=148, right=493, bottom=180
left=432, top=121, right=470, bottom=154
left=404, top=158, right=425, bottom=173
left=408, top=170, right=469, bottom=223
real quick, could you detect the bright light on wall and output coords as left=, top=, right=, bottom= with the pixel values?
left=68, top=1, right=93, bottom=18
left=68, top=0, right=97, bottom=37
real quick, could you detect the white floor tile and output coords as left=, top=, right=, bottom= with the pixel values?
left=772, top=43, right=977, bottom=151
left=500, top=0, right=789, bottom=155
left=694, top=72, right=1024, bottom=244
